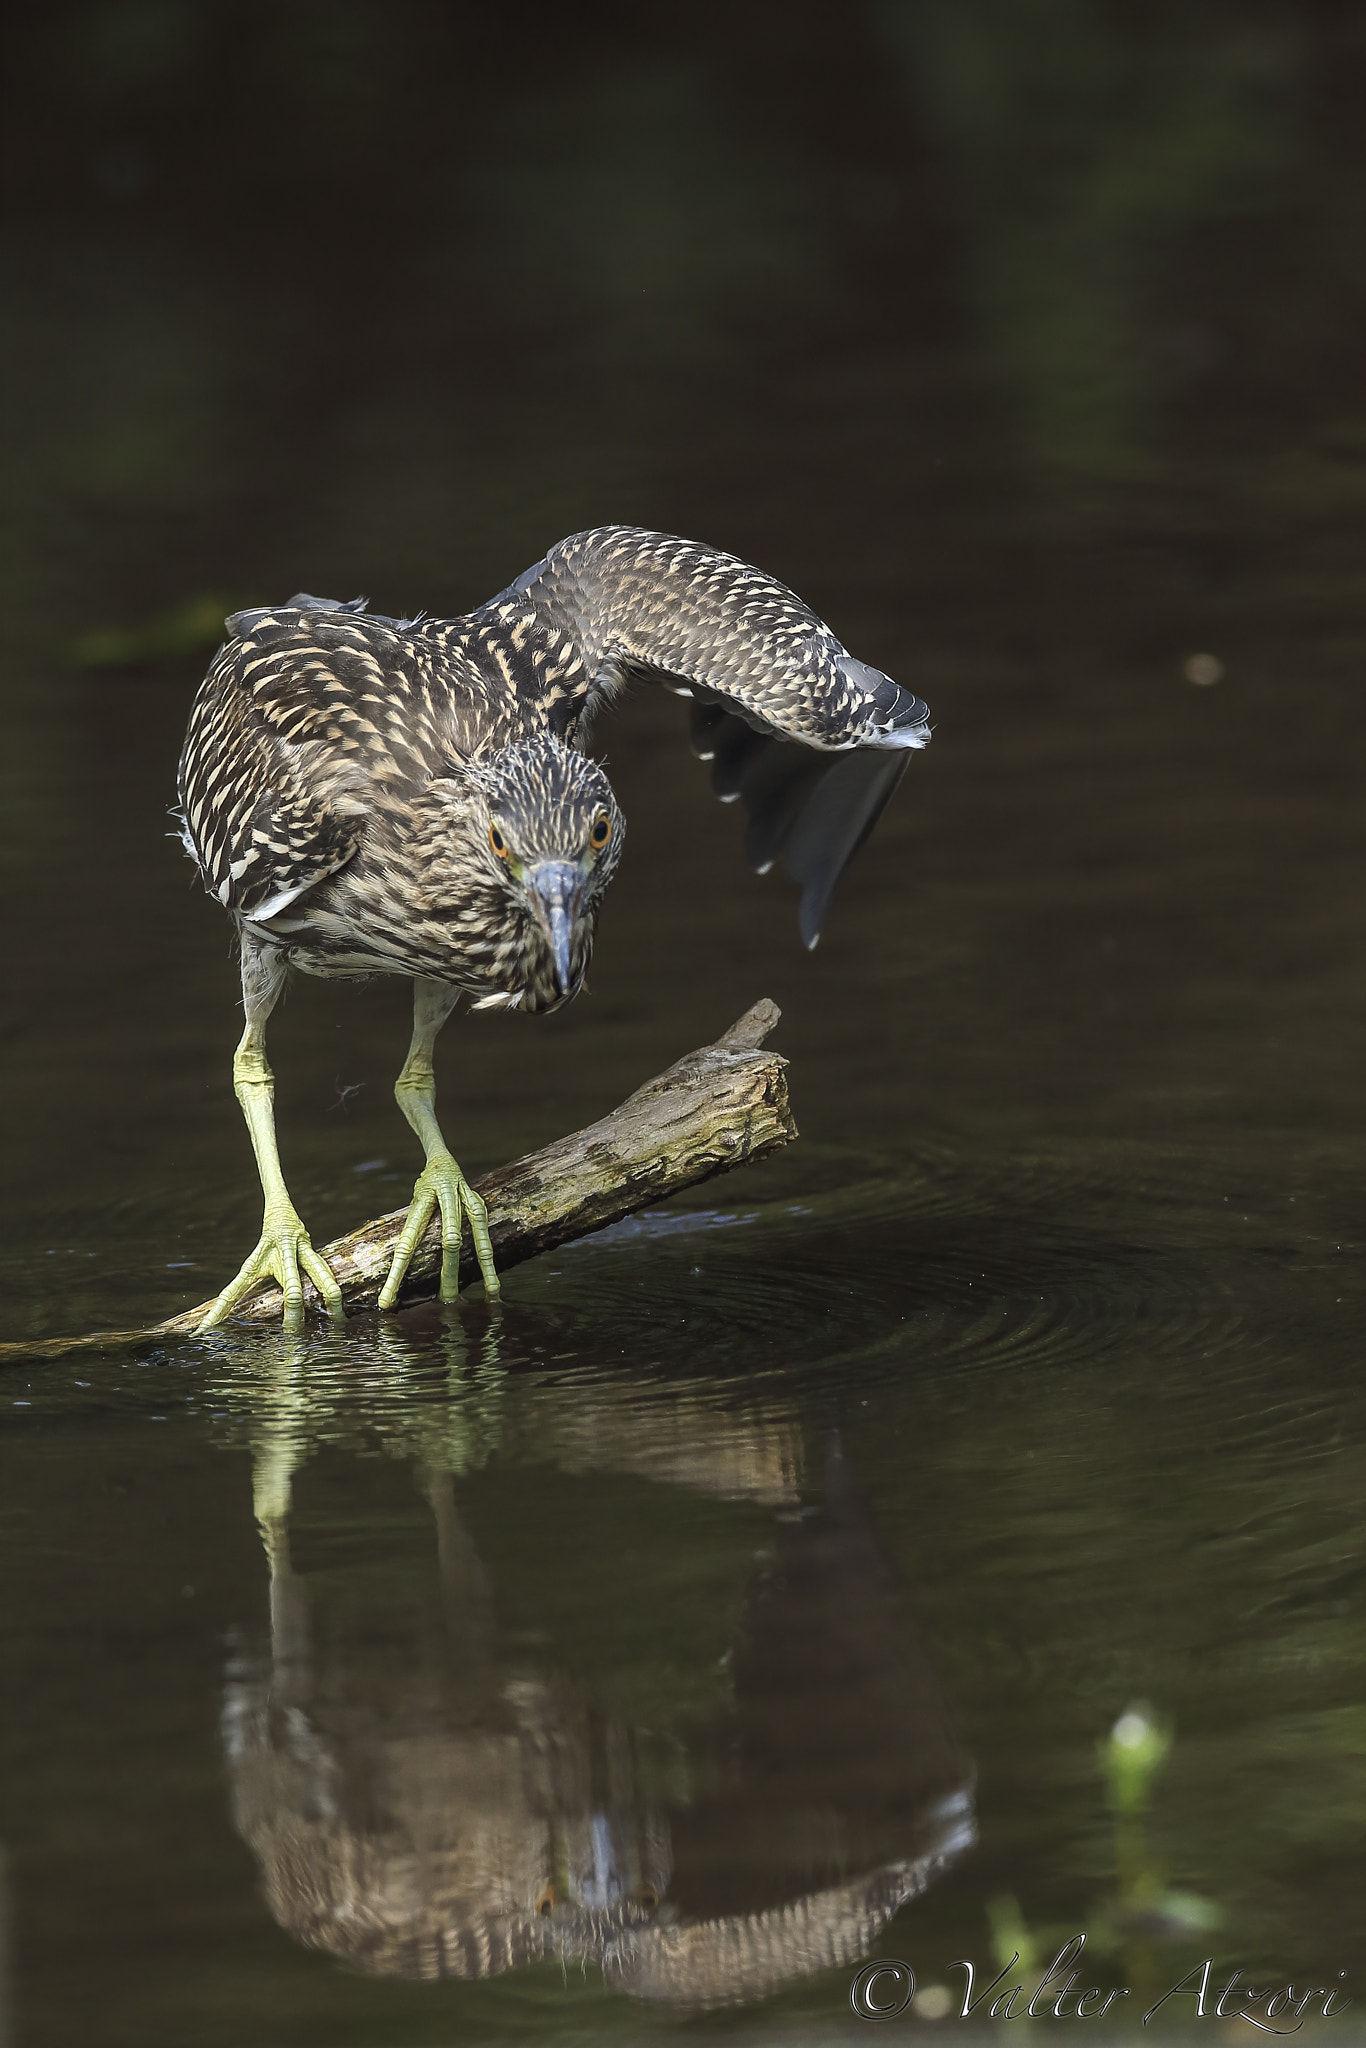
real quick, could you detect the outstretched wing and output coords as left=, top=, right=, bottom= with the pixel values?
left=478, top=527, right=931, bottom=946
left=685, top=695, right=915, bottom=948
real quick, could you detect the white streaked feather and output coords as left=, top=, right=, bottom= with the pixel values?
left=242, top=878, right=318, bottom=922
left=864, top=721, right=931, bottom=751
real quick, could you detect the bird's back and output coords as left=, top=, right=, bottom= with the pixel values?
left=178, top=596, right=551, bottom=921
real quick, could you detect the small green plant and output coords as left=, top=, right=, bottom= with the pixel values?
left=983, top=1701, right=1222, bottom=2015
left=1102, top=1701, right=1172, bottom=1815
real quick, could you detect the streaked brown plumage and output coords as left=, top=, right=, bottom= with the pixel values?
left=177, top=526, right=931, bottom=1326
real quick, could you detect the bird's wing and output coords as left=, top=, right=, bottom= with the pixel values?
left=177, top=598, right=392, bottom=919
left=474, top=527, right=931, bottom=946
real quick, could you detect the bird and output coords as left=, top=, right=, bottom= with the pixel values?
left=177, top=525, right=931, bottom=1330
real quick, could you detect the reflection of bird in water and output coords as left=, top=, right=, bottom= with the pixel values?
left=224, top=1353, right=973, bottom=2012
left=230, top=1501, right=673, bottom=1982
left=178, top=528, right=931, bottom=1328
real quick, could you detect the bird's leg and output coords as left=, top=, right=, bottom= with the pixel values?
left=379, top=979, right=500, bottom=1308
left=199, top=937, right=345, bottom=1333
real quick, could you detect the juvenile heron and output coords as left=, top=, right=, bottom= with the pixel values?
left=178, top=527, right=931, bottom=1328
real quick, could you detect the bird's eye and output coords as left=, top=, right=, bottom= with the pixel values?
left=589, top=813, right=612, bottom=850
left=488, top=822, right=509, bottom=859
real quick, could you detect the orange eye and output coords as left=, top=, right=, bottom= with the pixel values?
left=589, top=814, right=611, bottom=850
left=488, top=822, right=509, bottom=859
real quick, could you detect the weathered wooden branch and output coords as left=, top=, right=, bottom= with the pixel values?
left=1, top=1000, right=795, bottom=1362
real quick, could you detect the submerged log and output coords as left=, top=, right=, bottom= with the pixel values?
left=1, top=1000, right=795, bottom=1361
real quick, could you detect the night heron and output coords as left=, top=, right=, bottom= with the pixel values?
left=178, top=527, right=931, bottom=1328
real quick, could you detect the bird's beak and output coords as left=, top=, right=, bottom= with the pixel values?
left=527, top=861, right=582, bottom=996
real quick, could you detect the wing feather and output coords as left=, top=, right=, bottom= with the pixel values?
left=178, top=627, right=364, bottom=919
left=687, top=698, right=911, bottom=945
left=181, top=532, right=930, bottom=948
left=485, top=528, right=930, bottom=943
left=179, top=596, right=504, bottom=919
left=780, top=752, right=909, bottom=949
left=493, top=526, right=931, bottom=753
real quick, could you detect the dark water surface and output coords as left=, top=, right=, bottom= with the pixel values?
left=4, top=5, right=1366, bottom=2042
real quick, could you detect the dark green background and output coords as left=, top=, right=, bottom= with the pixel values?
left=2, top=4, right=1366, bottom=2042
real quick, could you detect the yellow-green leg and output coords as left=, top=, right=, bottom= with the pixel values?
left=199, top=936, right=344, bottom=1333
left=379, top=978, right=500, bottom=1309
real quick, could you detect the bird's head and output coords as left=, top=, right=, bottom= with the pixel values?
left=465, top=738, right=624, bottom=1012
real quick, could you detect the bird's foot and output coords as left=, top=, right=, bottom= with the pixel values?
left=379, top=1149, right=500, bottom=1309
left=199, top=1199, right=345, bottom=1334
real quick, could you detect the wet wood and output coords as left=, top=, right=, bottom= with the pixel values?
left=2, top=999, right=794, bottom=1361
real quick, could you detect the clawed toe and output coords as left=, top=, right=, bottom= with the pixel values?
left=379, top=1151, right=500, bottom=1310
left=199, top=1204, right=344, bottom=1333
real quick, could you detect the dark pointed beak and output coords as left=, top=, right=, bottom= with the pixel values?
left=527, top=861, right=581, bottom=996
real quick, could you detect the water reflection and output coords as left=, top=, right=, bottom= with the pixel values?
left=220, top=1322, right=974, bottom=2010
